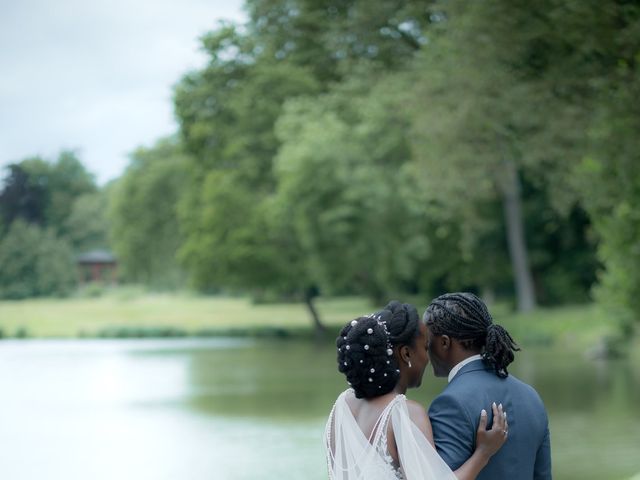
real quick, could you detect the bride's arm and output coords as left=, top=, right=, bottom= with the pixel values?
left=452, top=403, right=508, bottom=480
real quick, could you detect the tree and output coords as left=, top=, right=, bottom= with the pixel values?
left=0, top=162, right=48, bottom=227
left=174, top=23, right=331, bottom=332
left=467, top=0, right=640, bottom=322
left=408, top=0, right=605, bottom=311
left=245, top=0, right=433, bottom=81
left=108, top=138, right=188, bottom=289
left=44, top=150, right=97, bottom=238
left=173, top=2, right=446, bottom=332
left=579, top=56, right=640, bottom=329
left=0, top=220, right=76, bottom=299
left=0, top=151, right=97, bottom=238
left=274, top=74, right=433, bottom=304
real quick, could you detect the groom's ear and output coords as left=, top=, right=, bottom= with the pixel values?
left=440, top=335, right=451, bottom=351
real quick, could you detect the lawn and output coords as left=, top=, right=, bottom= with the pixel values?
left=0, top=292, right=370, bottom=338
left=0, top=290, right=626, bottom=351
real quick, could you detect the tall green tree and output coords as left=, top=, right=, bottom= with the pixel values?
left=174, top=24, right=330, bottom=331
left=410, top=0, right=548, bottom=311
left=274, top=74, right=433, bottom=303
left=108, top=138, right=188, bottom=289
left=578, top=28, right=640, bottom=327
left=174, top=3, right=440, bottom=331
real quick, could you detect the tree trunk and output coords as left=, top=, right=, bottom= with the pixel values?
left=304, top=287, right=326, bottom=339
left=499, top=160, right=536, bottom=312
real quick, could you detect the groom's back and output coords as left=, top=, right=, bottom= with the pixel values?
left=429, top=360, right=552, bottom=480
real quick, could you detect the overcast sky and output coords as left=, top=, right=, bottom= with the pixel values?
left=0, top=0, right=246, bottom=184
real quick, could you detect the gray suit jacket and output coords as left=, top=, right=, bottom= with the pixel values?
left=428, top=359, right=552, bottom=480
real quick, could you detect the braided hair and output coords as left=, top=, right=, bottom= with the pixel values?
left=423, top=292, right=520, bottom=378
left=336, top=301, right=421, bottom=399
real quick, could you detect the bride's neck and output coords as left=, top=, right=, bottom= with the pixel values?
left=392, top=382, right=408, bottom=396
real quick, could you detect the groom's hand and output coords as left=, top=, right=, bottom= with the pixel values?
left=475, top=402, right=509, bottom=459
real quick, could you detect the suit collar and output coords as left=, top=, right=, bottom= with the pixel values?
left=449, top=357, right=487, bottom=382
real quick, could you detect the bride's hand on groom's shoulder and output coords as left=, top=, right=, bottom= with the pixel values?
left=475, top=402, right=509, bottom=459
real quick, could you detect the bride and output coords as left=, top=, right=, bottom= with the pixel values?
left=324, top=301, right=508, bottom=480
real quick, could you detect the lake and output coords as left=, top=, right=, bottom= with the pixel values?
left=0, top=338, right=638, bottom=479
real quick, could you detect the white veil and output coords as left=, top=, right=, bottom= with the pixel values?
left=324, top=390, right=457, bottom=480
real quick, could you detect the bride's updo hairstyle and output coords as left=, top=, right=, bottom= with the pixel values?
left=336, top=301, right=420, bottom=399
left=424, top=292, right=520, bottom=378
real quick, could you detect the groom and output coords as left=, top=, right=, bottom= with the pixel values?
left=423, top=292, right=552, bottom=479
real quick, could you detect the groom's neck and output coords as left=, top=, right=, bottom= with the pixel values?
left=448, top=344, right=482, bottom=371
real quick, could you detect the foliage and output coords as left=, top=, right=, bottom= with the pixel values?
left=18, top=152, right=96, bottom=235
left=274, top=74, right=435, bottom=302
left=408, top=0, right=606, bottom=308
left=245, top=0, right=432, bottom=80
left=172, top=0, right=638, bottom=329
left=0, top=152, right=102, bottom=299
left=174, top=24, right=322, bottom=300
left=581, top=65, right=640, bottom=327
left=108, top=138, right=188, bottom=289
left=41, top=151, right=98, bottom=237
left=0, top=220, right=76, bottom=299
left=65, top=190, right=110, bottom=252
left=0, top=161, right=48, bottom=226
left=0, top=151, right=99, bottom=246
left=173, top=3, right=444, bottom=314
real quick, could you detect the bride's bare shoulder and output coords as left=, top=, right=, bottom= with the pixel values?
left=404, top=398, right=434, bottom=445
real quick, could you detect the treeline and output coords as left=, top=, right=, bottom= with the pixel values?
left=1, top=0, right=639, bottom=335
left=0, top=152, right=109, bottom=298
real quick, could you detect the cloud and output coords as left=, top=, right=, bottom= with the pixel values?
left=0, top=0, right=245, bottom=184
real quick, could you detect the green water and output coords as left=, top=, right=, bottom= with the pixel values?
left=0, top=338, right=638, bottom=479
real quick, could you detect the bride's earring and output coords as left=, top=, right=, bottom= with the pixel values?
left=408, top=361, right=412, bottom=368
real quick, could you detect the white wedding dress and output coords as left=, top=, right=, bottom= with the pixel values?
left=324, top=389, right=457, bottom=480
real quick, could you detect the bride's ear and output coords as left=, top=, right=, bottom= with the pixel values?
left=400, top=345, right=412, bottom=365
left=440, top=335, right=451, bottom=351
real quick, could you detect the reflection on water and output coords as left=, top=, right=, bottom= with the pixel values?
left=0, top=338, right=638, bottom=480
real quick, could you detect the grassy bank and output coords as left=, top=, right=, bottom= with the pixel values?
left=0, top=293, right=370, bottom=339
left=0, top=290, right=626, bottom=351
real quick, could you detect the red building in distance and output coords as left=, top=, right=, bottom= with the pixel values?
left=77, top=250, right=117, bottom=284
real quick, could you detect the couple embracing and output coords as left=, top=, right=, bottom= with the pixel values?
left=324, top=293, right=551, bottom=480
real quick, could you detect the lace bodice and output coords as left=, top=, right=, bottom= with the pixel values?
left=376, top=417, right=405, bottom=480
